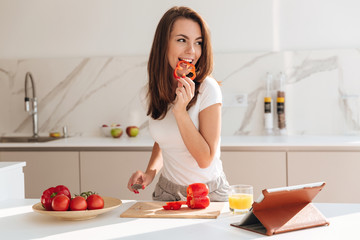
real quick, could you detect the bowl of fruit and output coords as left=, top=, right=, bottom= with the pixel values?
left=101, top=124, right=123, bottom=138
left=32, top=185, right=122, bottom=221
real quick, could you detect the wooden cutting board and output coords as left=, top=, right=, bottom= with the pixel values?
left=120, top=201, right=225, bottom=219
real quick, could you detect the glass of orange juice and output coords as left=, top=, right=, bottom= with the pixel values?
left=228, top=185, right=253, bottom=214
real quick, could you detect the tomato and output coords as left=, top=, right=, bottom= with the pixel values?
left=41, top=185, right=71, bottom=211
left=51, top=194, right=70, bottom=211
left=70, top=196, right=87, bottom=211
left=78, top=191, right=104, bottom=210
left=86, top=194, right=104, bottom=210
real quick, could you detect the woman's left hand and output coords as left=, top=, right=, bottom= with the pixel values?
left=173, top=77, right=195, bottom=114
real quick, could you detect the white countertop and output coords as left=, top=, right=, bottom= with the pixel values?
left=0, top=162, right=26, bottom=172
left=1, top=199, right=359, bottom=240
left=0, top=136, right=155, bottom=151
left=221, top=135, right=360, bottom=151
left=1, top=135, right=360, bottom=151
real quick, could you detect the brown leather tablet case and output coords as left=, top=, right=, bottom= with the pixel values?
left=231, top=182, right=329, bottom=236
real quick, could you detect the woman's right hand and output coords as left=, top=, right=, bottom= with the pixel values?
left=127, top=170, right=154, bottom=194
left=173, top=76, right=195, bottom=115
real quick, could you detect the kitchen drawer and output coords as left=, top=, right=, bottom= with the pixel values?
left=0, top=151, right=80, bottom=198
left=221, top=151, right=287, bottom=199
left=288, top=151, right=360, bottom=203
left=80, top=151, right=155, bottom=201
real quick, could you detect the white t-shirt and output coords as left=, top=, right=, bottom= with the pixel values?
left=148, top=76, right=224, bottom=185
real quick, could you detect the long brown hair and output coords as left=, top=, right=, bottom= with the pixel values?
left=147, top=6, right=213, bottom=120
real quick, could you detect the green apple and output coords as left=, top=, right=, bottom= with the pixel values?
left=126, top=126, right=139, bottom=137
left=111, top=128, right=123, bottom=138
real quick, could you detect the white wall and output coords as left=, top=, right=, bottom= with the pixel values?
left=0, top=0, right=274, bottom=58
left=278, top=0, right=360, bottom=50
left=1, top=0, right=360, bottom=136
left=1, top=0, right=360, bottom=59
left=1, top=0, right=359, bottom=59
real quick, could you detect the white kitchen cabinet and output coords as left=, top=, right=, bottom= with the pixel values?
left=0, top=162, right=26, bottom=200
left=0, top=152, right=80, bottom=198
left=288, top=152, right=360, bottom=203
left=1, top=145, right=358, bottom=204
left=221, top=151, right=287, bottom=199
left=80, top=151, right=156, bottom=201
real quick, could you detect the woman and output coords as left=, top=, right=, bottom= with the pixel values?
left=127, top=6, right=229, bottom=202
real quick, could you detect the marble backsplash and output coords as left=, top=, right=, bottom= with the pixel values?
left=1, top=49, right=360, bottom=137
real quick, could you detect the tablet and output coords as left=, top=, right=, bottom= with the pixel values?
left=231, top=182, right=329, bottom=236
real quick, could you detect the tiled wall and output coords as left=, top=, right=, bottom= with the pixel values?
left=1, top=49, right=359, bottom=137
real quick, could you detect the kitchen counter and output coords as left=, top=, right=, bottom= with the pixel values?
left=0, top=135, right=360, bottom=151
left=1, top=199, right=360, bottom=240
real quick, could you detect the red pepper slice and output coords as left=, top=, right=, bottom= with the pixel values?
left=41, top=185, right=71, bottom=211
left=173, top=60, right=196, bottom=80
left=162, top=201, right=187, bottom=210
left=186, top=183, right=210, bottom=209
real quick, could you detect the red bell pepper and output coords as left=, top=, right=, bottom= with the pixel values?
left=41, top=185, right=71, bottom=210
left=162, top=183, right=210, bottom=210
left=186, top=183, right=210, bottom=209
left=162, top=201, right=187, bottom=210
left=173, top=60, right=196, bottom=80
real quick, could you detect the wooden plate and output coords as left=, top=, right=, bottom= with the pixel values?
left=32, top=196, right=122, bottom=220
